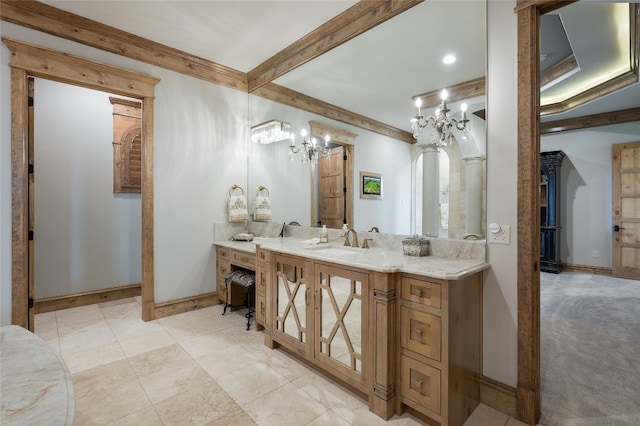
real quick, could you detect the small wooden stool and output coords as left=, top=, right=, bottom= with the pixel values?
left=222, top=270, right=256, bottom=330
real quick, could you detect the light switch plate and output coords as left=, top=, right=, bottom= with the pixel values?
left=489, top=224, right=511, bottom=245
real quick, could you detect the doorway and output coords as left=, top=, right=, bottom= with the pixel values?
left=7, top=39, right=159, bottom=329
left=309, top=121, right=356, bottom=229
left=31, top=78, right=142, bottom=318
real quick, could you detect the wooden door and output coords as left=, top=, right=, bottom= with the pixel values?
left=27, top=77, right=35, bottom=331
left=319, top=146, right=345, bottom=229
left=612, top=141, right=640, bottom=279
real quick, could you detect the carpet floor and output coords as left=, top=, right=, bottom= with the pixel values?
left=539, top=272, right=640, bottom=426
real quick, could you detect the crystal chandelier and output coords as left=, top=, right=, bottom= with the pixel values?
left=289, top=128, right=331, bottom=163
left=411, top=89, right=469, bottom=146
left=250, top=119, right=291, bottom=144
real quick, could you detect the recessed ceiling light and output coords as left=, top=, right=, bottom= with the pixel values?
left=443, top=55, right=456, bottom=65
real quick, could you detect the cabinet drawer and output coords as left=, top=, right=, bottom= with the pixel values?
left=401, top=277, right=441, bottom=309
left=257, top=248, right=271, bottom=264
left=401, top=307, right=442, bottom=362
left=256, top=267, right=268, bottom=295
left=231, top=250, right=256, bottom=269
left=256, top=293, right=266, bottom=325
left=400, top=354, right=441, bottom=415
left=217, top=246, right=230, bottom=260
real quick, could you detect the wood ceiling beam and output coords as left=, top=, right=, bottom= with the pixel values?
left=412, top=77, right=486, bottom=110
left=247, top=0, right=423, bottom=92
left=253, top=82, right=415, bottom=144
left=0, top=0, right=248, bottom=91
left=540, top=107, right=640, bottom=134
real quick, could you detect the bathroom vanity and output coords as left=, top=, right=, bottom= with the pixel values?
left=214, top=233, right=487, bottom=426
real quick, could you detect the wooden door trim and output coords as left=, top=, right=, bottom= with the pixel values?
left=516, top=1, right=572, bottom=424
left=5, top=38, right=159, bottom=324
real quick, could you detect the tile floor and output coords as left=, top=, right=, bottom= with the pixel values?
left=34, top=298, right=526, bottom=426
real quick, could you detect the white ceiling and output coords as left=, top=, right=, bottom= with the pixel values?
left=39, top=0, right=639, bottom=133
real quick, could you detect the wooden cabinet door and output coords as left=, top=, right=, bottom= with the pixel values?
left=315, top=263, right=368, bottom=390
left=272, top=254, right=313, bottom=355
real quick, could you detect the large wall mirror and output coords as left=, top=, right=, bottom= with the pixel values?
left=247, top=0, right=486, bottom=238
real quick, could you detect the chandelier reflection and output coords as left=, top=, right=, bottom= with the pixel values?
left=289, top=128, right=331, bottom=163
left=411, top=89, right=469, bottom=146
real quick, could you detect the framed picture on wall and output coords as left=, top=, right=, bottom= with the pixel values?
left=360, top=171, right=382, bottom=200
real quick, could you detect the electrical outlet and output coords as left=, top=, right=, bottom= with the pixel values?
left=489, top=224, right=511, bottom=245
left=593, top=250, right=599, bottom=258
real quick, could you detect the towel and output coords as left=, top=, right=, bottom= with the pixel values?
left=254, top=186, right=272, bottom=222
left=228, top=185, right=249, bottom=222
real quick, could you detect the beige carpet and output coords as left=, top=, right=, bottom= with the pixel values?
left=539, top=272, right=640, bottom=426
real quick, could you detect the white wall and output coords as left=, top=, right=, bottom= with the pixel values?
left=1, top=22, right=248, bottom=324
left=34, top=79, right=141, bottom=298
left=541, top=123, right=640, bottom=268
left=484, top=0, right=519, bottom=387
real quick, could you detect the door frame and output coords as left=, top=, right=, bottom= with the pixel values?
left=6, top=38, right=160, bottom=327
left=515, top=1, right=571, bottom=424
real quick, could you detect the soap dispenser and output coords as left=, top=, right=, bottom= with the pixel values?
left=320, top=225, right=329, bottom=243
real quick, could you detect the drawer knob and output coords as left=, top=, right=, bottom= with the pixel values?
left=415, top=379, right=423, bottom=388
left=415, top=329, right=423, bottom=335
left=415, top=288, right=422, bottom=296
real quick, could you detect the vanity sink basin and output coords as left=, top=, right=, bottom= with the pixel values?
left=302, top=246, right=359, bottom=256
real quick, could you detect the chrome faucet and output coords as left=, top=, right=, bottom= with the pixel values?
left=343, top=228, right=359, bottom=247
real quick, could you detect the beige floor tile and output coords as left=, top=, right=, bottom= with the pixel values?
left=100, top=299, right=142, bottom=319
left=62, top=341, right=126, bottom=374
left=58, top=320, right=117, bottom=355
left=216, top=361, right=289, bottom=406
left=128, top=343, right=193, bottom=378
left=292, top=371, right=364, bottom=422
left=241, top=382, right=328, bottom=426
left=179, top=330, right=236, bottom=358
left=107, top=314, right=166, bottom=341
left=34, top=312, right=58, bottom=341
left=154, top=380, right=241, bottom=425
left=72, top=360, right=152, bottom=425
left=463, top=403, right=509, bottom=426
left=139, top=360, right=214, bottom=404
left=56, top=304, right=105, bottom=330
left=196, top=344, right=260, bottom=379
left=306, top=410, right=352, bottom=426
left=256, top=347, right=312, bottom=382
left=207, top=408, right=257, bottom=426
left=118, top=328, right=176, bottom=357
left=105, top=406, right=163, bottom=426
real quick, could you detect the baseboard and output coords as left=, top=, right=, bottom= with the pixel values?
left=560, top=262, right=612, bottom=276
left=479, top=375, right=517, bottom=418
left=154, top=292, right=220, bottom=319
left=35, top=283, right=141, bottom=313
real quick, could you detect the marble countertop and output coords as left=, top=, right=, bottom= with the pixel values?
left=1, top=325, right=75, bottom=426
left=215, top=237, right=488, bottom=280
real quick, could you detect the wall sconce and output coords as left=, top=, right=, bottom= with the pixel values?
left=250, top=119, right=291, bottom=144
